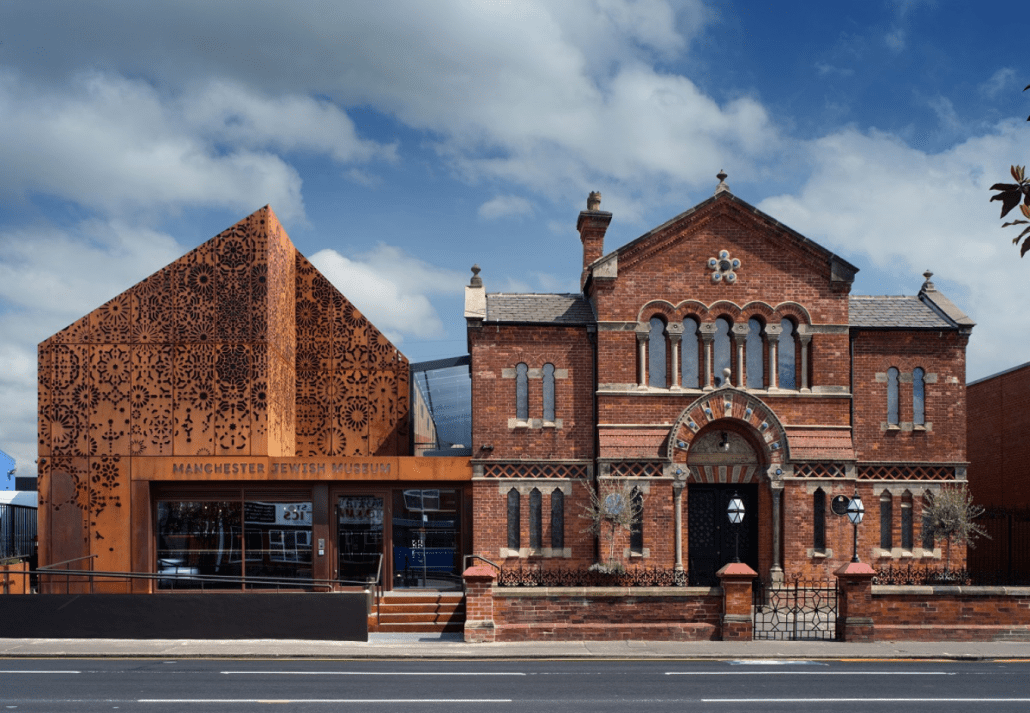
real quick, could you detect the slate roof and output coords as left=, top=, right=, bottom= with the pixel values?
left=485, top=293, right=595, bottom=324
left=848, top=296, right=955, bottom=329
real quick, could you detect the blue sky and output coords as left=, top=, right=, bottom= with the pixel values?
left=1, top=0, right=1027, bottom=482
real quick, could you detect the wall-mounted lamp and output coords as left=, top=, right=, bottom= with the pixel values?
left=480, top=444, right=494, bottom=452
left=718, top=432, right=731, bottom=452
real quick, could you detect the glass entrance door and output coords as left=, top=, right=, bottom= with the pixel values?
left=391, top=489, right=461, bottom=590
left=336, top=495, right=383, bottom=586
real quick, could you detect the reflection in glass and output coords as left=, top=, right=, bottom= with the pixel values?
left=156, top=501, right=242, bottom=590
left=244, top=500, right=313, bottom=588
left=337, top=495, right=384, bottom=585
left=393, top=489, right=460, bottom=589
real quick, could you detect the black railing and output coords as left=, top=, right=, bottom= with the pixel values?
left=753, top=575, right=838, bottom=641
left=872, top=565, right=1030, bottom=586
left=497, top=565, right=688, bottom=588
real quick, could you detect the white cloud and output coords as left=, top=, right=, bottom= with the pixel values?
left=759, top=119, right=1030, bottom=381
left=479, top=195, right=534, bottom=219
left=981, top=68, right=1017, bottom=99
left=309, top=245, right=467, bottom=343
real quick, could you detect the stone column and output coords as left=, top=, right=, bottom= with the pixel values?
left=673, top=477, right=685, bottom=572
left=636, top=327, right=648, bottom=389
left=770, top=478, right=784, bottom=584
left=732, top=323, right=749, bottom=388
left=765, top=324, right=782, bottom=390
left=668, top=323, right=683, bottom=389
left=799, top=333, right=812, bottom=392
left=717, top=562, right=757, bottom=640
left=463, top=566, right=497, bottom=643
left=834, top=562, right=877, bottom=642
left=700, top=324, right=717, bottom=390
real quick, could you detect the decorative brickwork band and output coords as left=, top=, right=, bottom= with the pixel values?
left=481, top=463, right=590, bottom=479
left=794, top=463, right=846, bottom=478
left=858, top=464, right=957, bottom=481
left=609, top=462, right=663, bottom=478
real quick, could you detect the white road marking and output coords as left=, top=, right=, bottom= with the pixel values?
left=703, top=698, right=1030, bottom=703
left=221, top=671, right=525, bottom=675
left=140, top=699, right=512, bottom=704
left=0, top=670, right=80, bottom=674
left=668, top=671, right=953, bottom=675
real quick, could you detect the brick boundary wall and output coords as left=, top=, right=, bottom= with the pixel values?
left=868, top=586, right=1030, bottom=641
left=489, top=586, right=722, bottom=641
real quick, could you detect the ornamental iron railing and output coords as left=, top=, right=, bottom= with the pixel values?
left=753, top=575, right=838, bottom=641
left=497, top=565, right=688, bottom=588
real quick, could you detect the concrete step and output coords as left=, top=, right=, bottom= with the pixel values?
left=368, top=591, right=466, bottom=633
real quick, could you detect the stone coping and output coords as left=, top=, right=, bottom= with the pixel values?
left=492, top=586, right=719, bottom=597
left=872, top=585, right=1030, bottom=596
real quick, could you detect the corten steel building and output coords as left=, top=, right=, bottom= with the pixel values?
left=37, top=206, right=470, bottom=593
left=465, top=179, right=976, bottom=585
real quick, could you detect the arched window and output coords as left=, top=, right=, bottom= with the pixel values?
left=681, top=318, right=700, bottom=388
left=714, top=318, right=732, bottom=387
left=630, top=487, right=644, bottom=553
left=543, top=363, right=556, bottom=424
left=551, top=489, right=564, bottom=549
left=778, top=318, right=796, bottom=389
left=746, top=318, right=764, bottom=389
left=880, top=491, right=893, bottom=550
left=507, top=488, right=520, bottom=550
left=887, top=367, right=900, bottom=426
left=921, top=490, right=935, bottom=551
left=901, top=491, right=914, bottom=551
left=913, top=367, right=925, bottom=426
left=516, top=363, right=529, bottom=423
left=529, top=488, right=542, bottom=550
left=648, top=317, right=667, bottom=388
left=813, top=488, right=826, bottom=551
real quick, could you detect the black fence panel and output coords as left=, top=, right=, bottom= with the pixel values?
left=753, top=576, right=838, bottom=641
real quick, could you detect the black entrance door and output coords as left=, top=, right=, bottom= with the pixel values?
left=687, top=484, right=758, bottom=586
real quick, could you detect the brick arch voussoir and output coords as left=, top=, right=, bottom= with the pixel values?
left=708, top=300, right=743, bottom=322
left=772, top=301, right=813, bottom=326
left=674, top=300, right=710, bottom=321
left=738, top=301, right=777, bottom=323
left=665, top=388, right=790, bottom=466
left=637, top=300, right=678, bottom=324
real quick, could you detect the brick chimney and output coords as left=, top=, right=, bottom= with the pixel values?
left=577, top=191, right=612, bottom=289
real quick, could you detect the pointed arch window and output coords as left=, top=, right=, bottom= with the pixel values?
left=529, top=488, right=542, bottom=550
left=887, top=367, right=900, bottom=426
left=921, top=491, right=935, bottom=551
left=901, top=491, right=914, bottom=551
left=648, top=317, right=667, bottom=388
left=714, top=318, right=732, bottom=386
left=778, top=318, right=796, bottom=389
left=813, top=488, right=826, bottom=551
left=515, top=362, right=529, bottom=424
left=681, top=318, right=700, bottom=388
left=913, top=367, right=925, bottom=427
left=551, top=489, right=564, bottom=550
left=746, top=318, right=764, bottom=389
left=543, top=363, right=556, bottom=424
left=880, top=491, right=893, bottom=550
left=630, top=487, right=644, bottom=554
left=507, top=488, right=520, bottom=550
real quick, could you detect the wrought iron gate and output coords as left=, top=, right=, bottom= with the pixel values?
left=753, top=575, right=838, bottom=640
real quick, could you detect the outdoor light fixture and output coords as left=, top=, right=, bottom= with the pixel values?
left=719, top=432, right=731, bottom=452
left=847, top=487, right=865, bottom=563
left=727, top=491, right=745, bottom=562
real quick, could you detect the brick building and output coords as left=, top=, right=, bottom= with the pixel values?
left=967, top=360, right=1030, bottom=510
left=466, top=177, right=975, bottom=585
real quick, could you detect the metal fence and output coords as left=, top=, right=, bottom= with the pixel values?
left=753, top=576, right=838, bottom=641
left=0, top=504, right=36, bottom=560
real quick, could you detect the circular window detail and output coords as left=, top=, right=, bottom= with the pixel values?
left=708, top=250, right=741, bottom=283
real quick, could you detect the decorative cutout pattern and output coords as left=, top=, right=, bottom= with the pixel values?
left=609, top=462, right=662, bottom=478
left=794, top=463, right=845, bottom=479
left=38, top=206, right=411, bottom=582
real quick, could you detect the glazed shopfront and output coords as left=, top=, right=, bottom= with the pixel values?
left=140, top=457, right=471, bottom=592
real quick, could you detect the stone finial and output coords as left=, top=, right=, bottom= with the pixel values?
left=587, top=191, right=602, bottom=211
left=470, top=264, right=482, bottom=288
left=921, top=269, right=934, bottom=291
left=721, top=367, right=732, bottom=387
left=715, top=170, right=730, bottom=194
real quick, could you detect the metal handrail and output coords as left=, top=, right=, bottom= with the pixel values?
left=462, top=554, right=501, bottom=572
left=15, top=566, right=375, bottom=595
left=38, top=555, right=98, bottom=593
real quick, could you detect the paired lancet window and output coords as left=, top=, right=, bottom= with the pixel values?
left=514, top=362, right=557, bottom=426
left=886, top=366, right=927, bottom=428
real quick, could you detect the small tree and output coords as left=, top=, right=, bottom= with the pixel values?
left=580, top=479, right=644, bottom=572
left=922, top=485, right=989, bottom=569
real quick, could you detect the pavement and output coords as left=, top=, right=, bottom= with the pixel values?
left=1, top=634, right=1029, bottom=660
